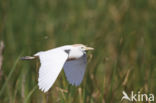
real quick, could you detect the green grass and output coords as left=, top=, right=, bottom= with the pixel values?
left=0, top=0, right=156, bottom=103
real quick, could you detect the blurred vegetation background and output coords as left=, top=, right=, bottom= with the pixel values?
left=0, top=0, right=156, bottom=103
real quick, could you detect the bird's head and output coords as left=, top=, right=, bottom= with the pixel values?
left=72, top=44, right=94, bottom=52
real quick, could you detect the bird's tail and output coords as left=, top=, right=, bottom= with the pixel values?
left=20, top=56, right=36, bottom=60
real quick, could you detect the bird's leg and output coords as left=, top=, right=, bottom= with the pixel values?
left=20, top=56, right=37, bottom=60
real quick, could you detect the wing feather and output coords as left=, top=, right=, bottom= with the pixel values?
left=63, top=54, right=87, bottom=86
left=35, top=49, right=68, bottom=92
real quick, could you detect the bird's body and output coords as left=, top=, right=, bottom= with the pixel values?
left=22, top=44, right=94, bottom=92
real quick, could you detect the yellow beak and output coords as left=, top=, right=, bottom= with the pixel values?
left=85, top=47, right=94, bottom=51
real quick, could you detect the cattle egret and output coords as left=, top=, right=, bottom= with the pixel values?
left=21, top=44, right=94, bottom=92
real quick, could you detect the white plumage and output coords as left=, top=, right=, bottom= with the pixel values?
left=22, top=44, right=94, bottom=92
left=64, top=54, right=87, bottom=86
left=35, top=48, right=68, bottom=92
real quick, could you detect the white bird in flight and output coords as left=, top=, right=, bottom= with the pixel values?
left=21, top=44, right=94, bottom=92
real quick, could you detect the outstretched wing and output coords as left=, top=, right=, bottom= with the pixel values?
left=63, top=54, right=87, bottom=86
left=35, top=49, right=68, bottom=92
